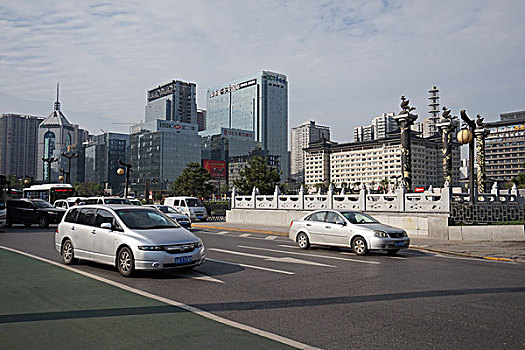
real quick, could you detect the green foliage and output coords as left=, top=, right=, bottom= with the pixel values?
left=512, top=173, right=525, bottom=189
left=233, top=156, right=281, bottom=195
left=313, top=182, right=327, bottom=193
left=6, top=174, right=24, bottom=190
left=74, top=182, right=104, bottom=196
left=171, top=162, right=214, bottom=198
left=379, top=177, right=390, bottom=193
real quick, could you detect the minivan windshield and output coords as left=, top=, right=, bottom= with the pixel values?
left=341, top=211, right=379, bottom=224
left=186, top=198, right=203, bottom=207
left=114, top=208, right=180, bottom=229
left=33, top=200, right=54, bottom=209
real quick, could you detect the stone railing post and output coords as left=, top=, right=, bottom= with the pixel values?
left=299, top=185, right=305, bottom=210
left=396, top=182, right=407, bottom=212
left=359, top=184, right=367, bottom=211
left=442, top=181, right=452, bottom=213
left=327, top=183, right=334, bottom=209
left=252, top=186, right=257, bottom=209
left=274, top=185, right=280, bottom=209
left=231, top=187, right=237, bottom=209
left=490, top=182, right=499, bottom=197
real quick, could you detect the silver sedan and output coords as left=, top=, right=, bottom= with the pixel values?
left=56, top=205, right=205, bottom=277
left=289, top=209, right=410, bottom=255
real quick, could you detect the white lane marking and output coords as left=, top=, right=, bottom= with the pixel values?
left=216, top=231, right=229, bottom=235
left=250, top=246, right=380, bottom=265
left=0, top=246, right=315, bottom=349
left=388, top=256, right=407, bottom=260
left=265, top=236, right=277, bottom=240
left=210, top=248, right=335, bottom=267
left=206, top=258, right=295, bottom=275
left=185, top=271, right=225, bottom=283
left=239, top=233, right=251, bottom=237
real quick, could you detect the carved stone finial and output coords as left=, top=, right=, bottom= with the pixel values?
left=299, top=185, right=304, bottom=193
left=492, top=182, right=498, bottom=190
left=317, top=186, right=322, bottom=194
left=428, top=185, right=433, bottom=193
left=255, top=187, right=260, bottom=195
left=443, top=180, right=450, bottom=188
left=328, top=183, right=334, bottom=191
left=274, top=185, right=280, bottom=195
left=511, top=183, right=517, bottom=191
left=340, top=187, right=345, bottom=195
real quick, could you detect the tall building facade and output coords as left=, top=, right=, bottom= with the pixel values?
left=485, top=112, right=525, bottom=183
left=354, top=113, right=398, bottom=142
left=304, top=134, right=460, bottom=190
left=423, top=86, right=440, bottom=138
left=204, top=71, right=289, bottom=180
left=37, top=89, right=89, bottom=183
left=291, top=120, right=330, bottom=183
left=228, top=148, right=281, bottom=188
left=145, top=80, right=197, bottom=124
left=197, top=109, right=206, bottom=132
left=129, top=119, right=201, bottom=195
left=85, top=132, right=130, bottom=194
left=0, top=113, right=44, bottom=178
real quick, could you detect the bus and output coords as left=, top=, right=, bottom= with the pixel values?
left=23, top=184, right=75, bottom=204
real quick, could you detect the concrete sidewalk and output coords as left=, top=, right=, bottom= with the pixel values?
left=193, top=222, right=525, bottom=263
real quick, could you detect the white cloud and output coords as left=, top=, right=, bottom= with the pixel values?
left=0, top=0, right=524, bottom=142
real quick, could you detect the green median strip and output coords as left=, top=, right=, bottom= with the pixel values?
left=0, top=248, right=302, bottom=350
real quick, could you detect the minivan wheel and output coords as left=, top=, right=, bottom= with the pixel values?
left=117, top=247, right=135, bottom=277
left=62, top=239, right=77, bottom=264
left=352, top=236, right=368, bottom=256
left=297, top=232, right=310, bottom=250
left=38, top=216, right=49, bottom=228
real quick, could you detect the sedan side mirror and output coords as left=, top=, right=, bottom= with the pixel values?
left=101, top=222, right=112, bottom=230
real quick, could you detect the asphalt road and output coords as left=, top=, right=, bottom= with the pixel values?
left=1, top=225, right=524, bottom=349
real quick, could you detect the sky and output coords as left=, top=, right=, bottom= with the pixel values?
left=1, top=0, right=524, bottom=143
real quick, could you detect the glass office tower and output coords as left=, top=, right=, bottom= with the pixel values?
left=203, top=71, right=289, bottom=179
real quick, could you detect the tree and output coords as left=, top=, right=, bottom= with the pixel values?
left=512, top=173, right=525, bottom=189
left=171, top=162, right=214, bottom=198
left=233, top=156, right=281, bottom=195
left=379, top=177, right=390, bottom=194
left=6, top=174, right=23, bottom=190
left=74, top=182, right=104, bottom=196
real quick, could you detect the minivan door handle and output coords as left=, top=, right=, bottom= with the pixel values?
left=71, top=226, right=75, bottom=230
left=91, top=229, right=96, bottom=235
left=306, top=223, right=312, bottom=227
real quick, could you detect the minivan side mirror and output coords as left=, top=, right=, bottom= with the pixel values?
left=101, top=222, right=112, bottom=230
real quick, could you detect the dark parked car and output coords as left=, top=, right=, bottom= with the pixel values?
left=6, top=199, right=66, bottom=228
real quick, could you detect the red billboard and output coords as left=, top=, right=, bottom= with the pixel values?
left=414, top=187, right=425, bottom=193
left=203, top=160, right=226, bottom=178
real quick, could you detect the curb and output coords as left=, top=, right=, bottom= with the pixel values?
left=193, top=224, right=520, bottom=263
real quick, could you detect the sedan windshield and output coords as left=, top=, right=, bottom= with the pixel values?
left=105, top=198, right=132, bottom=205
left=33, top=201, right=54, bottom=208
left=156, top=205, right=179, bottom=214
left=114, top=208, right=180, bottom=229
left=341, top=211, right=378, bottom=224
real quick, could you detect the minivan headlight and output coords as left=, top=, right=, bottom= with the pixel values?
left=374, top=230, right=389, bottom=238
left=138, top=245, right=163, bottom=251
left=402, top=230, right=408, bottom=237
left=196, top=240, right=203, bottom=248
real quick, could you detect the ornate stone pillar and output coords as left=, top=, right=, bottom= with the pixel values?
left=394, top=96, right=418, bottom=191
left=475, top=115, right=490, bottom=194
left=436, top=107, right=458, bottom=185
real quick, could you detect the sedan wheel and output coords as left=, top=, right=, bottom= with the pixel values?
left=117, top=247, right=135, bottom=277
left=297, top=232, right=310, bottom=250
left=38, top=216, right=49, bottom=228
left=62, top=239, right=77, bottom=265
left=352, top=236, right=368, bottom=256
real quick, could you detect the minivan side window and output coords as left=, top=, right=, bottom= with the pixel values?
left=64, top=208, right=80, bottom=223
left=77, top=208, right=96, bottom=226
left=174, top=200, right=180, bottom=206
left=95, top=209, right=115, bottom=227
left=181, top=200, right=187, bottom=207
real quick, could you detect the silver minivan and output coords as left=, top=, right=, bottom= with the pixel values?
left=56, top=205, right=205, bottom=276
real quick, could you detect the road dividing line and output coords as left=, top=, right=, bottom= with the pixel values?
left=388, top=256, right=407, bottom=260
left=216, top=231, right=229, bottom=235
left=0, top=246, right=316, bottom=349
left=206, top=258, right=295, bottom=275
left=186, top=271, right=225, bottom=283
left=265, top=236, right=277, bottom=240
left=242, top=246, right=380, bottom=265
left=210, top=248, right=335, bottom=267
left=239, top=233, right=251, bottom=237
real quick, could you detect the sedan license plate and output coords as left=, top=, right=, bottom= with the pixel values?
left=175, top=256, right=193, bottom=265
left=395, top=241, right=407, bottom=247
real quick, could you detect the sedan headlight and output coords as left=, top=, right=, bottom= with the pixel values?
left=196, top=240, right=203, bottom=248
left=402, top=230, right=408, bottom=237
left=374, top=230, right=389, bottom=238
left=138, top=245, right=163, bottom=251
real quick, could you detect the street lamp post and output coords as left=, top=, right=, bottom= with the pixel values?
left=117, top=159, right=132, bottom=198
left=437, top=107, right=459, bottom=186
left=61, top=151, right=78, bottom=184
left=394, top=96, right=418, bottom=191
left=42, top=157, right=59, bottom=183
left=213, top=167, right=225, bottom=199
left=459, top=110, right=477, bottom=203
left=474, top=115, right=490, bottom=194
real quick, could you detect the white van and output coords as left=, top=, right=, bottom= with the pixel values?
left=163, top=197, right=208, bottom=221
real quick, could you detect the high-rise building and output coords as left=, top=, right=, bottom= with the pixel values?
left=291, top=121, right=330, bottom=183
left=197, top=109, right=206, bottom=132
left=204, top=71, right=289, bottom=180
left=37, top=86, right=89, bottom=183
left=304, top=133, right=461, bottom=190
left=354, top=113, right=398, bottom=142
left=145, top=80, right=197, bottom=124
left=129, top=119, right=201, bottom=195
left=423, top=86, right=441, bottom=138
left=85, top=132, right=130, bottom=195
left=485, top=111, right=525, bottom=183
left=0, top=113, right=44, bottom=178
